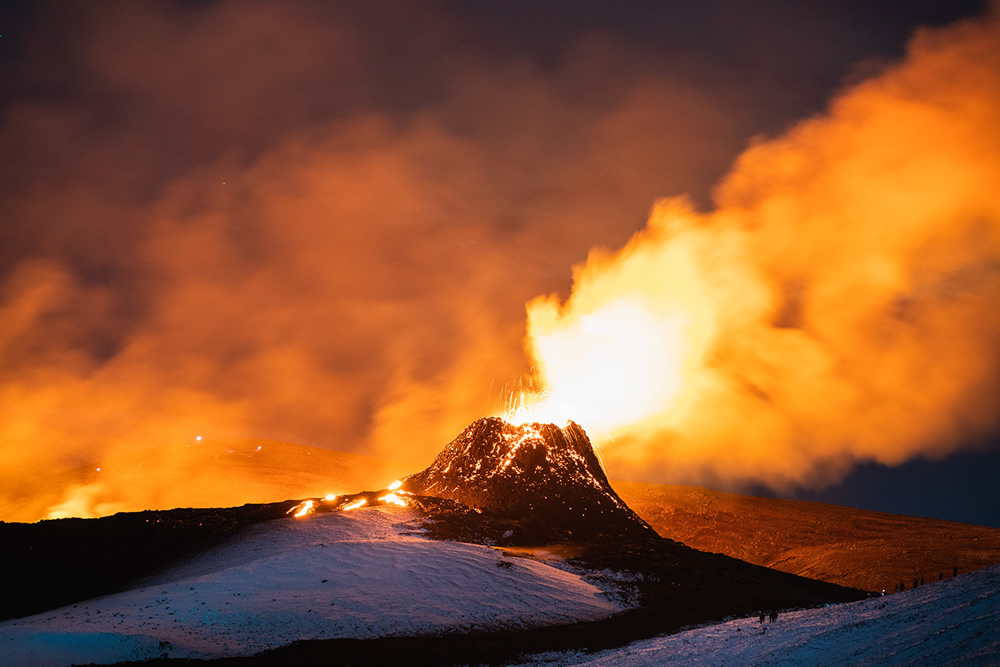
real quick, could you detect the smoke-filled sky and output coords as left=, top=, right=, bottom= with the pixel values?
left=2, top=0, right=999, bottom=526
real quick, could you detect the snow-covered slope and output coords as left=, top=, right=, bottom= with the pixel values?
left=0, top=506, right=622, bottom=665
left=517, top=562, right=1000, bottom=666
left=4, top=503, right=995, bottom=666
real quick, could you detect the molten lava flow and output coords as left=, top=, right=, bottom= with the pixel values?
left=377, top=492, right=407, bottom=507
left=289, top=499, right=316, bottom=518
left=285, top=487, right=410, bottom=520
left=499, top=422, right=545, bottom=472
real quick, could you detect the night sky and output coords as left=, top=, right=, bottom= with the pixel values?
left=2, top=1, right=999, bottom=528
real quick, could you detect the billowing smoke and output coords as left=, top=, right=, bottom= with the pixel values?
left=525, top=8, right=1000, bottom=490
left=0, top=1, right=770, bottom=520
left=2, top=2, right=994, bottom=521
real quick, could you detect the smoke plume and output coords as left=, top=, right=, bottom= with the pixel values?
left=0, top=1, right=770, bottom=520
left=525, top=8, right=1000, bottom=490
left=1, top=1, right=995, bottom=520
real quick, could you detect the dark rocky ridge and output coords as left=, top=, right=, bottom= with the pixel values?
left=400, top=417, right=656, bottom=542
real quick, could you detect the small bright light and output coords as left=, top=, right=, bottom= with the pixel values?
left=325, top=493, right=337, bottom=501
left=96, top=467, right=101, bottom=472
left=195, top=435, right=202, bottom=442
left=256, top=445, right=262, bottom=451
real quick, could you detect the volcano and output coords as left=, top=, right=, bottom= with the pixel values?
left=1, top=417, right=876, bottom=664
left=400, top=417, right=656, bottom=542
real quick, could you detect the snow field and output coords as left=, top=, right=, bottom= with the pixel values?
left=0, top=506, right=622, bottom=665
left=518, top=562, right=1000, bottom=666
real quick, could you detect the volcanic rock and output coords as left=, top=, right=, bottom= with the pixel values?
left=400, top=417, right=656, bottom=542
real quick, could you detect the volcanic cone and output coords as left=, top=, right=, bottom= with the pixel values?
left=400, top=417, right=656, bottom=541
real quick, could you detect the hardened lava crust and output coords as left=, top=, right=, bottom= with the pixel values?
left=400, top=416, right=656, bottom=543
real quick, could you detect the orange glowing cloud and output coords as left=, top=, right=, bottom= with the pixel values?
left=521, top=8, right=1000, bottom=490
left=2, top=2, right=996, bottom=522
left=2, top=2, right=771, bottom=521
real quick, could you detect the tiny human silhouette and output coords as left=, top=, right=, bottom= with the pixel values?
left=769, top=610, right=779, bottom=623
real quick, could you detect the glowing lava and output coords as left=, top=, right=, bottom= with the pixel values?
left=342, top=498, right=367, bottom=511
left=377, top=492, right=406, bottom=506
left=289, top=499, right=315, bottom=518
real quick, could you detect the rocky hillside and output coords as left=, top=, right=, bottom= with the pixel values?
left=616, top=481, right=1000, bottom=593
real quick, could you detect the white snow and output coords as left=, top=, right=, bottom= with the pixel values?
left=518, top=563, right=1000, bottom=666
left=6, top=505, right=998, bottom=666
left=0, top=506, right=621, bottom=665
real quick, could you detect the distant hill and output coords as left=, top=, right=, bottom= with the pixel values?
left=615, top=481, right=1000, bottom=593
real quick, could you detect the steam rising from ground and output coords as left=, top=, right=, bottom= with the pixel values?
left=1, top=2, right=997, bottom=519
left=526, top=9, right=1000, bottom=489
